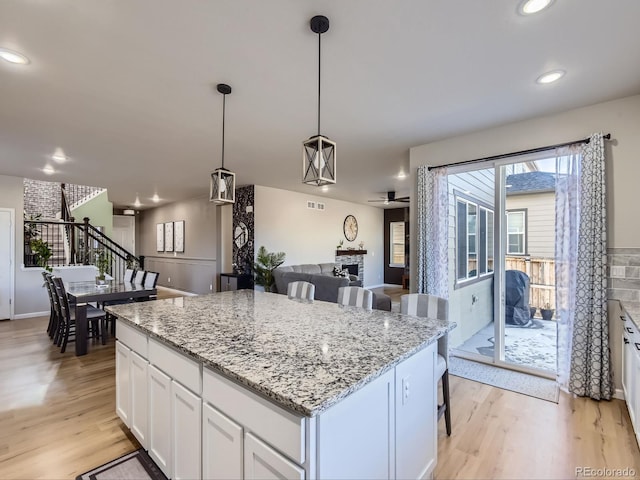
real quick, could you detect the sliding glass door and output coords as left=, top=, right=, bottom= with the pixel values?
left=450, top=156, right=558, bottom=378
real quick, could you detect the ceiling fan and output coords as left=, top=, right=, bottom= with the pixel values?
left=368, top=191, right=410, bottom=205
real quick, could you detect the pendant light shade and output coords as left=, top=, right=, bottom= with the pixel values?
left=210, top=83, right=236, bottom=204
left=303, top=15, right=336, bottom=187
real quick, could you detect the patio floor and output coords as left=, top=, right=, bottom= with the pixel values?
left=455, top=318, right=557, bottom=373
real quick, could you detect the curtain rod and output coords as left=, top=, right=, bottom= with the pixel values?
left=427, top=133, right=611, bottom=171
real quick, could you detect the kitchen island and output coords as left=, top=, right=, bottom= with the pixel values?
left=107, top=290, right=455, bottom=480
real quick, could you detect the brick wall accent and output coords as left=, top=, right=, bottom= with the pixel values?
left=23, top=179, right=61, bottom=218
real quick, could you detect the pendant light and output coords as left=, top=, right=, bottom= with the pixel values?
left=210, top=83, right=236, bottom=204
left=303, top=15, right=336, bottom=187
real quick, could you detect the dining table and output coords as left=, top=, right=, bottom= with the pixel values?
left=65, top=281, right=157, bottom=356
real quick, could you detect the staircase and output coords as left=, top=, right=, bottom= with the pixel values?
left=23, top=180, right=143, bottom=277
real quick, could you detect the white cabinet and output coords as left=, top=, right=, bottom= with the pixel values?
left=115, top=341, right=131, bottom=427
left=244, top=433, right=305, bottom=480
left=622, top=309, right=640, bottom=448
left=131, top=351, right=149, bottom=448
left=149, top=365, right=172, bottom=478
left=203, top=403, right=243, bottom=480
left=172, top=380, right=202, bottom=480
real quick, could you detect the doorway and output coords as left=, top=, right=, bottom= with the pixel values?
left=0, top=208, right=15, bottom=320
left=112, top=215, right=136, bottom=255
left=448, top=156, right=558, bottom=378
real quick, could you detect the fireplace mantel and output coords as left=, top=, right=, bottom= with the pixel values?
left=336, top=249, right=367, bottom=256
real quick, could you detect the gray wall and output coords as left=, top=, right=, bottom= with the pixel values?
left=137, top=193, right=218, bottom=294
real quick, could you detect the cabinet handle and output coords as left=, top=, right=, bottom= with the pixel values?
left=635, top=343, right=640, bottom=351
left=626, top=327, right=634, bottom=334
left=621, top=315, right=627, bottom=322
left=624, top=337, right=629, bottom=344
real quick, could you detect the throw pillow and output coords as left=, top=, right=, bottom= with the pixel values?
left=333, top=266, right=348, bottom=278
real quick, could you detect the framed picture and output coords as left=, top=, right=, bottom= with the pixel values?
left=156, top=223, right=164, bottom=252
left=174, top=220, right=185, bottom=253
left=164, top=221, right=174, bottom=252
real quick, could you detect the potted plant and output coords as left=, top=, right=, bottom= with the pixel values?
left=95, top=250, right=110, bottom=286
left=529, top=306, right=537, bottom=319
left=336, top=239, right=344, bottom=250
left=30, top=238, right=52, bottom=272
left=253, top=246, right=286, bottom=292
left=23, top=212, right=42, bottom=260
left=540, top=303, right=554, bottom=321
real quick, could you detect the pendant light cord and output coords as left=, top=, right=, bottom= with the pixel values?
left=221, top=93, right=226, bottom=169
left=317, top=30, right=321, bottom=137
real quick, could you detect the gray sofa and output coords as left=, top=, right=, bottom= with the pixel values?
left=272, top=263, right=391, bottom=311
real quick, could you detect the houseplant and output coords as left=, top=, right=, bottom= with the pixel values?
left=529, top=306, right=537, bottom=319
left=30, top=238, right=52, bottom=272
left=95, top=250, right=110, bottom=285
left=253, top=246, right=286, bottom=292
left=540, top=303, right=554, bottom=320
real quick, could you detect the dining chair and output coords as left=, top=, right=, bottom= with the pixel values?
left=52, top=277, right=106, bottom=353
left=133, top=270, right=146, bottom=285
left=287, top=281, right=315, bottom=301
left=42, top=272, right=56, bottom=337
left=337, top=286, right=373, bottom=310
left=400, top=293, right=451, bottom=436
left=143, top=271, right=159, bottom=289
left=123, top=268, right=135, bottom=283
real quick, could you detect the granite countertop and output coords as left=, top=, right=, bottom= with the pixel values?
left=621, top=301, right=640, bottom=330
left=106, top=290, right=456, bottom=417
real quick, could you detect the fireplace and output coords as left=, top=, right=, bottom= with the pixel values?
left=342, top=264, right=358, bottom=276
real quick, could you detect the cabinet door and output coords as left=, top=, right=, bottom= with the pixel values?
left=244, top=433, right=304, bottom=480
left=633, top=340, right=640, bottom=433
left=149, top=365, right=172, bottom=478
left=172, top=380, right=202, bottom=480
left=131, top=351, right=149, bottom=449
left=203, top=403, right=243, bottom=480
left=115, top=341, right=131, bottom=427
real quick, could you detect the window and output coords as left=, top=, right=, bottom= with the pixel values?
left=389, top=221, right=405, bottom=267
left=456, top=195, right=494, bottom=284
left=506, top=210, right=526, bottom=255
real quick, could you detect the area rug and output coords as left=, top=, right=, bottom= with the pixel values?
left=449, top=356, right=560, bottom=403
left=76, top=449, right=167, bottom=480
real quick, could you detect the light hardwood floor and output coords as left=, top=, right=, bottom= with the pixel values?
left=1, top=292, right=639, bottom=479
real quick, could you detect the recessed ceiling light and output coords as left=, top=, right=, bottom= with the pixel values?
left=0, top=47, right=30, bottom=65
left=133, top=198, right=141, bottom=208
left=397, top=172, right=407, bottom=180
left=51, top=148, right=67, bottom=163
left=42, top=165, right=55, bottom=175
left=519, top=0, right=553, bottom=15
left=536, top=70, right=565, bottom=84
left=321, top=186, right=329, bottom=193
left=152, top=194, right=160, bottom=203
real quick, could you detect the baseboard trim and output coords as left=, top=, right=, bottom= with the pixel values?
left=614, top=388, right=625, bottom=401
left=13, top=310, right=49, bottom=320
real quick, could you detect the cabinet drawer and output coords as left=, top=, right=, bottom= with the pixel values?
left=203, top=368, right=305, bottom=465
left=117, top=321, right=148, bottom=358
left=149, top=338, right=201, bottom=395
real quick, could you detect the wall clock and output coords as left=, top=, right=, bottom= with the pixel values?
left=343, top=214, right=358, bottom=242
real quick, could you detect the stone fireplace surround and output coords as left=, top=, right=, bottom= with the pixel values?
left=335, top=250, right=367, bottom=282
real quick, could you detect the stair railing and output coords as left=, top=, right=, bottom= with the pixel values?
left=24, top=218, right=144, bottom=281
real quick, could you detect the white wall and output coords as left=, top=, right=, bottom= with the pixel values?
left=254, top=185, right=385, bottom=287
left=0, top=175, right=49, bottom=317
left=410, top=94, right=640, bottom=390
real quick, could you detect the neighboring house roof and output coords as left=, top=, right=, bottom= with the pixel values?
left=506, top=171, right=556, bottom=194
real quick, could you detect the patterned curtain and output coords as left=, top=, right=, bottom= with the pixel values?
left=416, top=165, right=449, bottom=298
left=556, top=133, right=612, bottom=399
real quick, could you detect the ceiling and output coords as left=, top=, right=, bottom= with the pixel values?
left=1, top=0, right=639, bottom=210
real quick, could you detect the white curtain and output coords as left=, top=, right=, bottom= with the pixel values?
left=555, top=133, right=612, bottom=399
left=416, top=165, right=449, bottom=298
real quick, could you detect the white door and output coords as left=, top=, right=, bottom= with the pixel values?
left=149, top=365, right=172, bottom=478
left=0, top=209, right=14, bottom=320
left=112, top=215, right=135, bottom=255
left=203, top=402, right=243, bottom=480
left=131, top=352, right=149, bottom=449
left=172, top=380, right=202, bottom=480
